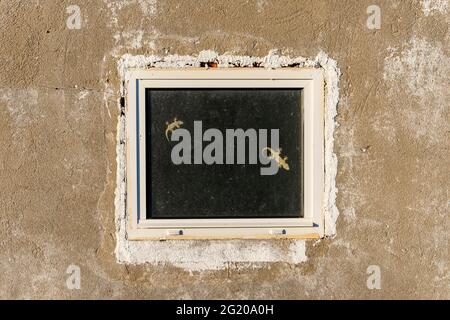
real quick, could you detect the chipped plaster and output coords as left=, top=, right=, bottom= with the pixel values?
left=384, top=36, right=449, bottom=143
left=422, top=0, right=449, bottom=16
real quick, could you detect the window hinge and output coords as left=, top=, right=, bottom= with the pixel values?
left=269, top=229, right=287, bottom=235
left=166, top=229, right=184, bottom=236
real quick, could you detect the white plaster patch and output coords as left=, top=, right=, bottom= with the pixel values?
left=114, top=50, right=340, bottom=270
left=103, top=0, right=132, bottom=27
left=78, top=90, right=89, bottom=100
left=383, top=37, right=449, bottom=143
left=384, top=38, right=448, bottom=97
left=0, top=88, right=39, bottom=126
left=103, top=0, right=157, bottom=27
left=256, top=0, right=269, bottom=13
left=137, top=0, right=156, bottom=16
left=0, top=88, right=40, bottom=155
left=342, top=207, right=357, bottom=224
left=118, top=238, right=307, bottom=272
left=422, top=0, right=449, bottom=16
left=115, top=30, right=144, bottom=49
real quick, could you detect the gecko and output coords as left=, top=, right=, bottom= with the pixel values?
left=262, top=147, right=290, bottom=171
left=165, top=117, right=183, bottom=141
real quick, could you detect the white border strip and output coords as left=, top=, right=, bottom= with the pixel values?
left=115, top=51, right=340, bottom=269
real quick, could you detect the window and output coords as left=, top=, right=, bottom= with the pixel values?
left=126, top=69, right=324, bottom=240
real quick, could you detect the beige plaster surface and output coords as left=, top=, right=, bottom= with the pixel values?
left=0, top=0, right=448, bottom=299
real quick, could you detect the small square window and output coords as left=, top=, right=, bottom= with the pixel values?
left=126, top=69, right=324, bottom=240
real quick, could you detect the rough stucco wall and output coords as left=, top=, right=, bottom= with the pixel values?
left=114, top=51, right=339, bottom=270
left=0, top=0, right=448, bottom=299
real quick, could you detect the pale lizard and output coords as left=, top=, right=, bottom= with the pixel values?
left=165, top=117, right=183, bottom=141
left=262, top=147, right=290, bottom=171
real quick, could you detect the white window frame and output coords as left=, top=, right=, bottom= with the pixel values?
left=125, top=69, right=324, bottom=240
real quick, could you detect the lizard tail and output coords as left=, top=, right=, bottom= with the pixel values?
left=165, top=129, right=170, bottom=141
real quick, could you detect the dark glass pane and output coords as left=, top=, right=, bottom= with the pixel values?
left=146, top=89, right=302, bottom=219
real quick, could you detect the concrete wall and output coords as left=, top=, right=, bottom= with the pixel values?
left=0, top=0, right=448, bottom=299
